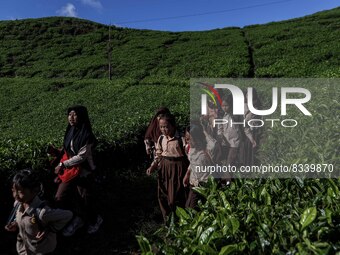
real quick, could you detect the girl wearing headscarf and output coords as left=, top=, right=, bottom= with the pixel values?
left=54, top=105, right=102, bottom=236
left=144, top=107, right=171, bottom=158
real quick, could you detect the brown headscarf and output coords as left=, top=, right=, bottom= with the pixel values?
left=144, top=107, right=171, bottom=143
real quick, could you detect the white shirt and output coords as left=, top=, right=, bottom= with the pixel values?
left=217, top=113, right=241, bottom=148
left=188, top=148, right=212, bottom=187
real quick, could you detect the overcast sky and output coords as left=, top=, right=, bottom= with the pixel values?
left=0, top=0, right=339, bottom=31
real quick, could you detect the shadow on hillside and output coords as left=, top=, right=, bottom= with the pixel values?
left=0, top=137, right=163, bottom=255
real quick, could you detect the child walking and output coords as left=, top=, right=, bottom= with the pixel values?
left=241, top=88, right=261, bottom=166
left=146, top=113, right=188, bottom=222
left=183, top=124, right=213, bottom=208
left=5, top=169, right=73, bottom=255
left=54, top=105, right=103, bottom=236
left=217, top=95, right=243, bottom=166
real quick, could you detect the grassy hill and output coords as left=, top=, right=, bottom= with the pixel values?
left=0, top=8, right=339, bottom=81
left=244, top=8, right=340, bottom=77
left=0, top=17, right=250, bottom=79
left=0, top=8, right=339, bottom=143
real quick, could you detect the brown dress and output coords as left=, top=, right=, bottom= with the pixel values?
left=154, top=133, right=188, bottom=221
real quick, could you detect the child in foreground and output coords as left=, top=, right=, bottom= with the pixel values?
left=5, top=169, right=73, bottom=255
left=146, top=113, right=189, bottom=222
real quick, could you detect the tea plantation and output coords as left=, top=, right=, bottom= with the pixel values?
left=0, top=7, right=339, bottom=255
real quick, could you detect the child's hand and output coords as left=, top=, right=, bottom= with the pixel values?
left=5, top=222, right=18, bottom=232
left=146, top=148, right=151, bottom=155
left=146, top=164, right=156, bottom=176
left=146, top=167, right=153, bottom=176
left=183, top=173, right=190, bottom=187
left=36, top=230, right=47, bottom=240
left=55, top=163, right=64, bottom=174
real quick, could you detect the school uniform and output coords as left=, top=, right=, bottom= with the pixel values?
left=217, top=113, right=241, bottom=165
left=55, top=142, right=97, bottom=224
left=203, top=129, right=222, bottom=164
left=153, top=132, right=188, bottom=221
left=15, top=196, right=72, bottom=255
left=62, top=142, right=96, bottom=174
left=241, top=104, right=260, bottom=166
left=185, top=148, right=212, bottom=208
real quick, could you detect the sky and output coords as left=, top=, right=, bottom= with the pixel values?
left=0, top=0, right=339, bottom=31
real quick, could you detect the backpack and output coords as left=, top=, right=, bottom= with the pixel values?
left=8, top=201, right=46, bottom=231
left=158, top=134, right=187, bottom=157
left=158, top=135, right=190, bottom=167
left=27, top=201, right=46, bottom=232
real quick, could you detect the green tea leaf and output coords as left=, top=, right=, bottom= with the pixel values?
left=218, top=244, right=238, bottom=255
left=325, top=209, right=333, bottom=226
left=136, top=235, right=152, bottom=254
left=300, top=207, right=317, bottom=231
left=199, top=227, right=215, bottom=245
left=218, top=191, right=231, bottom=210
left=176, top=207, right=190, bottom=221
left=228, top=216, right=240, bottom=235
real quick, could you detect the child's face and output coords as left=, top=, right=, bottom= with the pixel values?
left=12, top=184, right=36, bottom=203
left=222, top=101, right=230, bottom=114
left=68, top=110, right=78, bottom=126
left=159, top=119, right=174, bottom=137
left=208, top=106, right=218, bottom=118
left=185, top=131, right=190, bottom=144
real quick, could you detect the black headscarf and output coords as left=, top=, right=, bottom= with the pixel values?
left=63, top=105, right=96, bottom=156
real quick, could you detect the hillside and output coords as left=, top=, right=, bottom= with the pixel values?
left=0, top=8, right=339, bottom=142
left=0, top=7, right=339, bottom=80
left=244, top=8, right=340, bottom=77
left=0, top=17, right=250, bottom=80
